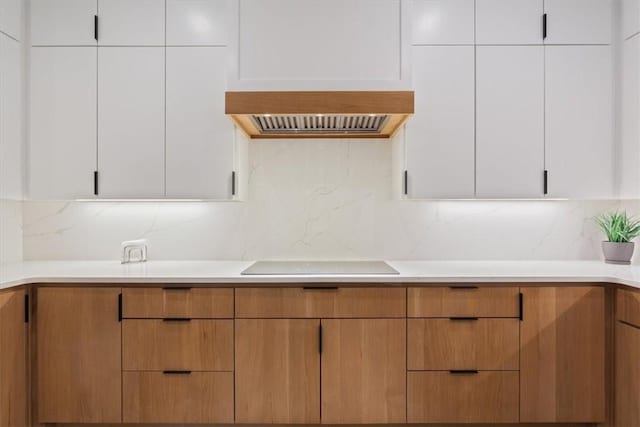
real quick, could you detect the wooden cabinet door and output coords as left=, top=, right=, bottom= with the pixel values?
left=520, top=286, right=605, bottom=422
left=235, top=319, right=320, bottom=424
left=37, top=288, right=122, bottom=423
left=321, top=319, right=406, bottom=424
left=0, top=289, right=28, bottom=427
left=616, top=321, right=640, bottom=427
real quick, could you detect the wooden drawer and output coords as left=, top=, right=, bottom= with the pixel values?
left=618, top=288, right=640, bottom=328
left=235, top=287, right=405, bottom=318
left=408, top=371, right=519, bottom=423
left=408, top=286, right=520, bottom=318
left=408, top=318, right=519, bottom=370
left=122, top=287, right=233, bottom=318
left=123, top=371, right=233, bottom=424
left=123, top=319, right=233, bottom=371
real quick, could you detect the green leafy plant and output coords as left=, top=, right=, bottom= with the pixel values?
left=594, top=211, right=640, bottom=243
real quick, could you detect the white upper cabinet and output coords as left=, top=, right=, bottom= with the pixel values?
left=31, top=0, right=96, bottom=46
left=545, top=46, right=613, bottom=198
left=237, top=0, right=401, bottom=84
left=543, top=0, right=612, bottom=45
left=0, top=35, right=23, bottom=199
left=623, top=0, right=640, bottom=39
left=166, top=47, right=234, bottom=199
left=411, top=0, right=475, bottom=45
left=476, top=46, right=544, bottom=198
left=0, top=0, right=22, bottom=40
left=30, top=48, right=97, bottom=200
left=97, top=0, right=164, bottom=46
left=98, top=47, right=165, bottom=198
left=167, top=0, right=229, bottom=46
left=405, top=46, right=475, bottom=199
left=620, top=37, right=640, bottom=198
left=476, top=0, right=543, bottom=44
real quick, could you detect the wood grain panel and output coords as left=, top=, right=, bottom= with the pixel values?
left=407, top=371, right=519, bottom=423
left=617, top=288, right=640, bottom=328
left=616, top=321, right=640, bottom=427
left=122, top=287, right=233, bottom=318
left=235, top=319, right=320, bottom=424
left=408, top=318, right=519, bottom=370
left=123, top=319, right=233, bottom=371
left=123, top=371, right=233, bottom=424
left=37, top=287, right=121, bottom=423
left=235, top=287, right=405, bottom=318
left=321, top=319, right=406, bottom=424
left=520, top=286, right=605, bottom=423
left=225, top=91, right=414, bottom=114
left=408, top=287, right=520, bottom=318
left=0, top=289, right=28, bottom=427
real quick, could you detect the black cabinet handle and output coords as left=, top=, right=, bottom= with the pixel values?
left=163, top=318, right=192, bottom=322
left=519, top=292, right=524, bottom=321
left=24, top=294, right=29, bottom=323
left=303, top=286, right=338, bottom=290
left=162, top=286, right=192, bottom=291
left=118, top=293, right=122, bottom=321
left=449, top=370, right=479, bottom=375
left=231, top=171, right=236, bottom=196
left=94, top=15, right=98, bottom=41
left=448, top=285, right=479, bottom=290
left=543, top=13, right=548, bottom=39
left=93, top=170, right=99, bottom=196
left=403, top=170, right=408, bottom=195
left=543, top=170, right=549, bottom=195
left=318, top=324, right=323, bottom=354
left=449, top=317, right=479, bottom=321
left=163, top=370, right=191, bottom=375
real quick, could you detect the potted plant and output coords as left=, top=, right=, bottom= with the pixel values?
left=594, top=211, right=640, bottom=265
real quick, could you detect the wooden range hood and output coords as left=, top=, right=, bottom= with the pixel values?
left=225, top=91, right=414, bottom=139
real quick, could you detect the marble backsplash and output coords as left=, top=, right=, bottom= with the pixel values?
left=17, top=139, right=640, bottom=263
left=0, top=199, right=23, bottom=264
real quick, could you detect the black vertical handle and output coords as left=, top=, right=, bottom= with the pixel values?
left=543, top=170, right=548, bottom=195
left=94, top=15, right=99, bottom=41
left=231, top=171, right=236, bottom=196
left=403, top=170, right=408, bottom=195
left=519, top=292, right=524, bottom=321
left=542, top=14, right=548, bottom=40
left=318, top=323, right=323, bottom=354
left=118, top=293, right=123, bottom=322
left=94, top=171, right=99, bottom=196
left=24, top=294, right=29, bottom=323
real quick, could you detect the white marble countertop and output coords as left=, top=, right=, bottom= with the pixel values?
left=1, top=260, right=640, bottom=290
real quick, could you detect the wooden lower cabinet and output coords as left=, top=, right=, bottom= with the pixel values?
left=616, top=318, right=640, bottom=427
left=0, top=288, right=28, bottom=427
left=235, top=319, right=321, bottom=424
left=321, top=319, right=406, bottom=424
left=520, top=286, right=605, bottom=423
left=407, top=371, right=519, bottom=423
left=37, top=287, right=122, bottom=423
left=123, top=371, right=234, bottom=423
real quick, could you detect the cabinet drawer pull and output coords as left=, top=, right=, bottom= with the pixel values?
left=449, top=317, right=479, bottom=321
left=162, top=286, right=192, bottom=291
left=448, top=285, right=479, bottom=290
left=303, top=286, right=339, bottom=290
left=162, top=318, right=192, bottom=322
left=449, top=370, right=479, bottom=375
left=162, top=370, right=192, bottom=375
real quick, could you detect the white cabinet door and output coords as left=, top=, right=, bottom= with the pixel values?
left=476, top=46, right=544, bottom=198
left=166, top=47, right=234, bottom=199
left=0, top=0, right=22, bottom=40
left=97, top=0, right=164, bottom=46
left=545, top=46, right=613, bottom=198
left=476, top=0, right=543, bottom=44
left=544, top=0, right=612, bottom=44
left=620, top=37, right=640, bottom=198
left=411, top=0, right=474, bottom=45
left=405, top=46, right=475, bottom=199
left=31, top=0, right=96, bottom=46
left=0, top=35, right=22, bottom=199
left=167, top=0, right=229, bottom=46
left=98, top=47, right=164, bottom=198
left=30, top=47, right=97, bottom=199
left=622, top=0, right=640, bottom=40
